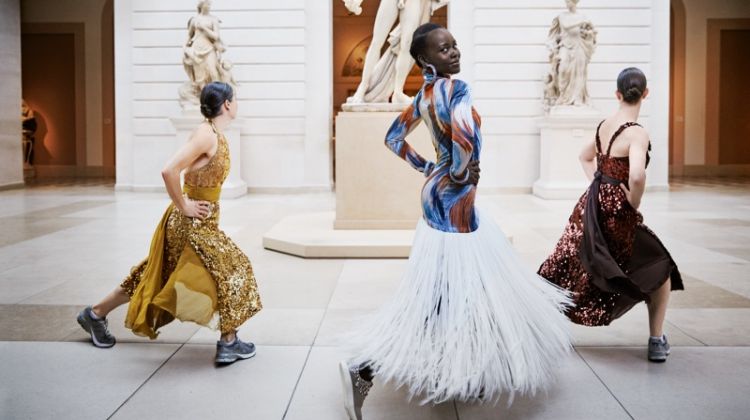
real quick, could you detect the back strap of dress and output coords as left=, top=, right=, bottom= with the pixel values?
left=606, top=122, right=641, bottom=156
left=595, top=120, right=605, bottom=154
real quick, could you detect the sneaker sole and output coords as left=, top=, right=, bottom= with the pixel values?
left=339, top=361, right=357, bottom=420
left=215, top=349, right=256, bottom=365
left=77, top=313, right=115, bottom=349
left=648, top=353, right=668, bottom=362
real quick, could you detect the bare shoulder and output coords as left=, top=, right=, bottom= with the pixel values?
left=188, top=123, right=216, bottom=151
left=623, top=124, right=650, bottom=147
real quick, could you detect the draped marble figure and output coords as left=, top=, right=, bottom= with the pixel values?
left=544, top=0, right=597, bottom=110
left=179, top=0, right=237, bottom=107
left=343, top=0, right=450, bottom=105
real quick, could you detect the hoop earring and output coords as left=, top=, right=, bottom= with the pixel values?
left=423, top=63, right=437, bottom=76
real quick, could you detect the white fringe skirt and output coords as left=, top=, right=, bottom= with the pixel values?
left=347, top=211, right=574, bottom=404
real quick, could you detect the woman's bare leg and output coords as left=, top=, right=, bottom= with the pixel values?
left=647, top=277, right=671, bottom=337
left=92, top=286, right=130, bottom=318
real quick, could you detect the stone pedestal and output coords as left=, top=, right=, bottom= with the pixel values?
left=334, top=110, right=434, bottom=229
left=533, top=106, right=602, bottom=199
left=261, top=109, right=512, bottom=258
left=262, top=108, right=434, bottom=258
left=170, top=110, right=246, bottom=198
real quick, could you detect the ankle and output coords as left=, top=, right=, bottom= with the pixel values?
left=649, top=334, right=665, bottom=342
left=90, top=306, right=105, bottom=319
left=220, top=332, right=237, bottom=344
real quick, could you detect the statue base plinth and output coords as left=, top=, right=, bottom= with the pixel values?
left=533, top=108, right=603, bottom=199
left=262, top=111, right=431, bottom=257
left=341, top=102, right=409, bottom=112
left=333, top=111, right=434, bottom=229
left=169, top=111, right=246, bottom=199
left=23, top=165, right=35, bottom=179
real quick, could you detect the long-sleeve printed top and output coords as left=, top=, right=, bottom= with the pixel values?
left=385, top=75, right=482, bottom=233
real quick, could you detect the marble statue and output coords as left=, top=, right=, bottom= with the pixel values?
left=544, top=0, right=597, bottom=110
left=343, top=0, right=450, bottom=106
left=179, top=0, right=237, bottom=108
left=21, top=99, right=36, bottom=168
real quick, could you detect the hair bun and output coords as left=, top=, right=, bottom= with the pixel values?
left=624, top=86, right=642, bottom=103
left=199, top=103, right=212, bottom=118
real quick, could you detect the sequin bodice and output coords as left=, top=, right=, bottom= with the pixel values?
left=184, top=128, right=230, bottom=188
left=596, top=154, right=630, bottom=183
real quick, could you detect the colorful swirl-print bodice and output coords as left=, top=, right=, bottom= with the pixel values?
left=385, top=76, right=482, bottom=233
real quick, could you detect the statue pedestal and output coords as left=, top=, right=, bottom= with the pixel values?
left=262, top=110, right=434, bottom=258
left=23, top=164, right=35, bottom=179
left=334, top=110, right=434, bottom=229
left=170, top=110, right=246, bottom=199
left=533, top=106, right=602, bottom=199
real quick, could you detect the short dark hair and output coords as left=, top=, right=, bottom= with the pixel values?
left=409, top=23, right=443, bottom=67
left=199, top=82, right=234, bottom=119
left=617, top=67, right=647, bottom=104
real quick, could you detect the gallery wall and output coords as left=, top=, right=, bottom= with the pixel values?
left=116, top=0, right=672, bottom=192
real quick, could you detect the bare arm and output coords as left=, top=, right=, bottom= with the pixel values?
left=579, top=133, right=597, bottom=182
left=161, top=126, right=214, bottom=218
left=620, top=130, right=649, bottom=209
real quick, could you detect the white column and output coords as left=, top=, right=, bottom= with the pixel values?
left=303, top=0, right=333, bottom=190
left=0, top=0, right=23, bottom=189
left=649, top=0, right=671, bottom=188
left=114, top=0, right=133, bottom=190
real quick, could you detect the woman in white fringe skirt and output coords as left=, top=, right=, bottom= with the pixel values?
left=338, top=24, right=574, bottom=420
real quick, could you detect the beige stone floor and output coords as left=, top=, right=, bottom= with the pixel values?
left=1, top=177, right=749, bottom=419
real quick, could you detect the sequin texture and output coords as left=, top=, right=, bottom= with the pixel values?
left=538, top=122, right=665, bottom=326
left=121, top=126, right=262, bottom=334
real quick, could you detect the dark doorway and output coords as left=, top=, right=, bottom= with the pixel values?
left=719, top=29, right=750, bottom=164
left=21, top=32, right=78, bottom=166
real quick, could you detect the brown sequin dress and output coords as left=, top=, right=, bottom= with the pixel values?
left=121, top=124, right=262, bottom=338
left=538, top=121, right=682, bottom=326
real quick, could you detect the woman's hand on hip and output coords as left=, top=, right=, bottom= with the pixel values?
left=467, top=160, right=481, bottom=185
left=181, top=198, right=211, bottom=219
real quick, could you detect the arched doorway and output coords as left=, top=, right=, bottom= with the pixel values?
left=670, top=0, right=686, bottom=176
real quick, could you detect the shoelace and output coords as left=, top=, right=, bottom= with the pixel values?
left=96, top=318, right=113, bottom=339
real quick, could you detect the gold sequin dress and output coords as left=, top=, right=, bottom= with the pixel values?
left=538, top=121, right=682, bottom=326
left=122, top=124, right=262, bottom=339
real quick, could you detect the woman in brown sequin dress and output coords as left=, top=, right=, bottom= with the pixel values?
left=76, top=82, right=262, bottom=364
left=538, top=68, right=683, bottom=362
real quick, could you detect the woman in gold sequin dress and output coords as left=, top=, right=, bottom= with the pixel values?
left=538, top=68, right=682, bottom=362
left=77, top=82, right=262, bottom=364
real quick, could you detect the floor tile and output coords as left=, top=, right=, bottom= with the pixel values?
left=577, top=347, right=750, bottom=420
left=571, top=306, right=703, bottom=347
left=0, top=341, right=178, bottom=420
left=188, top=308, right=325, bottom=346
left=111, top=344, right=309, bottom=420
left=455, top=351, right=630, bottom=420
left=286, top=346, right=458, bottom=420
left=666, top=308, right=750, bottom=346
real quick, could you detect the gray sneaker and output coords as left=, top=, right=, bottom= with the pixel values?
left=77, top=306, right=116, bottom=348
left=215, top=337, right=256, bottom=364
left=339, top=361, right=372, bottom=420
left=648, top=335, right=671, bottom=362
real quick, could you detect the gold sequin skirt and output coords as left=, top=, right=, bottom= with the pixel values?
left=122, top=188, right=262, bottom=338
